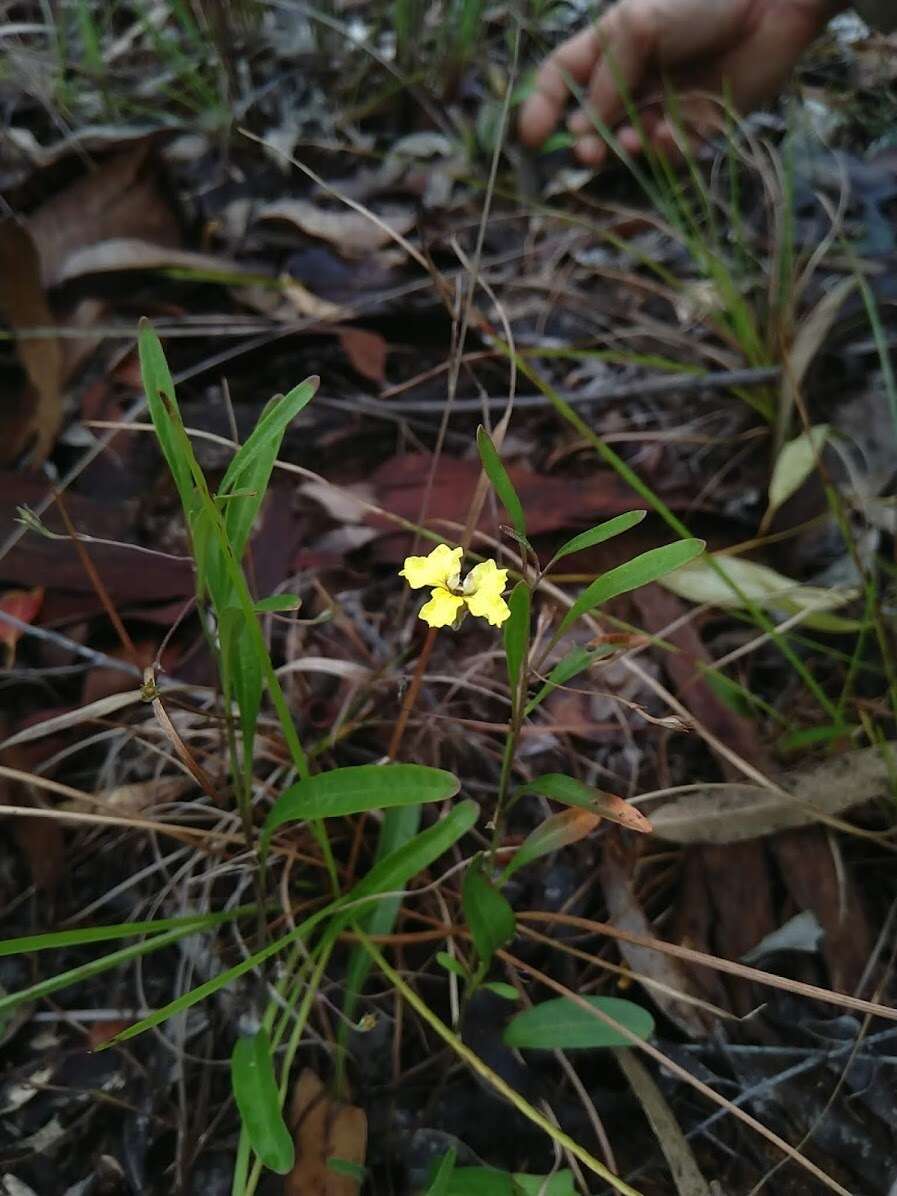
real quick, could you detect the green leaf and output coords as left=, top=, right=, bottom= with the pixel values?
left=524, top=645, right=616, bottom=716
left=558, top=538, right=705, bottom=636
left=138, top=320, right=193, bottom=511
left=500, top=808, right=600, bottom=882
left=462, top=858, right=515, bottom=970
left=482, top=981, right=519, bottom=1001
left=109, top=805, right=478, bottom=1050
left=262, top=764, right=460, bottom=857
left=219, top=378, right=318, bottom=562
left=503, top=582, right=530, bottom=697
left=219, top=607, right=262, bottom=771
left=342, top=804, right=423, bottom=1027
left=436, top=951, right=469, bottom=980
left=231, top=1028, right=294, bottom=1173
left=547, top=510, right=646, bottom=569
left=660, top=554, right=862, bottom=632
left=516, top=774, right=653, bottom=833
left=767, top=425, right=830, bottom=520
left=441, top=1168, right=577, bottom=1196
left=0, top=907, right=256, bottom=958
left=254, top=594, right=302, bottom=613
left=425, top=1149, right=457, bottom=1196
left=476, top=426, right=526, bottom=539
left=327, top=1158, right=366, bottom=1182
left=344, top=800, right=478, bottom=913
left=503, top=996, right=654, bottom=1050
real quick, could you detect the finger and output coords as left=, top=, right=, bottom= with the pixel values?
left=574, top=134, right=609, bottom=169
left=580, top=4, right=657, bottom=138
left=519, top=23, right=604, bottom=147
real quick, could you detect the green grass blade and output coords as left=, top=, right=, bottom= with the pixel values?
left=546, top=511, right=646, bottom=571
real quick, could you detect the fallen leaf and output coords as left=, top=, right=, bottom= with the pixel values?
left=659, top=553, right=859, bottom=631
left=773, top=828, right=873, bottom=994
left=369, top=454, right=653, bottom=537
left=50, top=239, right=252, bottom=286
left=285, top=1069, right=367, bottom=1196
left=280, top=275, right=345, bottom=321
left=778, top=277, right=856, bottom=434
left=766, top=425, right=830, bottom=522
left=600, top=840, right=715, bottom=1037
left=633, top=586, right=770, bottom=776
left=338, top=327, right=388, bottom=384
left=62, top=776, right=194, bottom=816
left=259, top=198, right=415, bottom=256
left=0, top=220, right=63, bottom=463
left=0, top=587, right=43, bottom=665
left=649, top=741, right=896, bottom=843
left=25, top=142, right=181, bottom=287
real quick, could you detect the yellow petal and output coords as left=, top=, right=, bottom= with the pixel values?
left=463, top=559, right=510, bottom=626
left=399, top=544, right=463, bottom=590
left=466, top=590, right=511, bottom=627
left=418, top=588, right=465, bottom=629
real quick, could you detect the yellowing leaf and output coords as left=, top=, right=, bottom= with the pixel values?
left=659, top=554, right=860, bottom=632
left=767, top=425, right=830, bottom=519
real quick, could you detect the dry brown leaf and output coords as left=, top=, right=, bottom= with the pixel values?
left=0, top=220, right=63, bottom=464
left=0, top=587, right=44, bottom=666
left=338, top=327, right=388, bottom=384
left=26, top=142, right=181, bottom=287
left=62, top=775, right=194, bottom=816
left=280, top=276, right=345, bottom=321
left=51, top=239, right=250, bottom=285
left=259, top=198, right=415, bottom=256
left=616, top=1050, right=713, bottom=1196
left=600, top=841, right=714, bottom=1038
left=285, top=1069, right=367, bottom=1196
left=0, top=692, right=142, bottom=751
left=649, top=741, right=895, bottom=844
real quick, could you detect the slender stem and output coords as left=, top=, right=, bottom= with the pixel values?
left=388, top=626, right=437, bottom=760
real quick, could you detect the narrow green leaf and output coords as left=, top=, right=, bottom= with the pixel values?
left=110, top=805, right=478, bottom=1049
left=462, top=858, right=515, bottom=970
left=482, top=981, right=519, bottom=1001
left=500, top=808, right=600, bottom=882
left=425, top=1149, right=457, bottom=1196
left=503, top=996, right=654, bottom=1050
left=327, top=1158, right=366, bottom=1182
left=344, top=800, right=479, bottom=912
left=558, top=539, right=705, bottom=636
left=342, top=803, right=423, bottom=1026
left=477, top=426, right=526, bottom=538
left=219, top=378, right=318, bottom=562
left=524, top=645, right=616, bottom=716
left=767, top=425, right=830, bottom=519
left=503, top=582, right=530, bottom=697
left=436, top=951, right=469, bottom=979
left=138, top=319, right=193, bottom=510
left=231, top=1028, right=295, bottom=1173
left=262, top=764, right=460, bottom=857
left=516, top=774, right=653, bottom=833
left=442, top=1169, right=577, bottom=1196
left=254, top=594, right=302, bottom=613
left=0, top=907, right=256, bottom=958
left=0, top=927, right=204, bottom=1018
left=547, top=511, right=646, bottom=569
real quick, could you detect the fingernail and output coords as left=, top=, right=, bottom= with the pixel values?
left=568, top=111, right=589, bottom=134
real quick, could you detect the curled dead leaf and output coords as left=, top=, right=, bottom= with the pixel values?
left=258, top=199, right=415, bottom=256
left=0, top=587, right=43, bottom=666
left=285, top=1069, right=367, bottom=1196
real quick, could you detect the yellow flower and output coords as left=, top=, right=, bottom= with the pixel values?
left=400, top=544, right=511, bottom=629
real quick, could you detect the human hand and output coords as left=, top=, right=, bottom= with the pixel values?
left=519, top=0, right=842, bottom=167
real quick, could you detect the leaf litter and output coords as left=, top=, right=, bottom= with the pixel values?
left=0, top=9, right=896, bottom=1196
